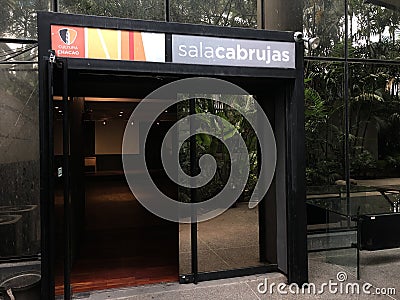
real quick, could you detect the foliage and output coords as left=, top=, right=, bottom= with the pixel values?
left=178, top=97, right=258, bottom=203
left=0, top=0, right=48, bottom=38
left=350, top=147, right=376, bottom=175
left=60, top=0, right=165, bottom=21
left=170, top=0, right=257, bottom=27
left=304, top=0, right=400, bottom=185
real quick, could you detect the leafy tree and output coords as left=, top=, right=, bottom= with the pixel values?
left=60, top=0, right=164, bottom=21
left=0, top=0, right=48, bottom=38
left=170, top=0, right=257, bottom=27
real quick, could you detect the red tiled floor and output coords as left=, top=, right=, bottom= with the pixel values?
left=55, top=178, right=178, bottom=295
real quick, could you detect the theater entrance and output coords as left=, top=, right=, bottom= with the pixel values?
left=38, top=12, right=308, bottom=300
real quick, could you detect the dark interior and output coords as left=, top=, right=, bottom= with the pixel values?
left=52, top=70, right=287, bottom=295
left=53, top=73, right=180, bottom=294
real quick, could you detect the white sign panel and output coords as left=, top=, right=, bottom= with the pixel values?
left=172, top=35, right=295, bottom=69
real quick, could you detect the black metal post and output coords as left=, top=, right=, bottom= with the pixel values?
left=53, top=0, right=59, bottom=12
left=260, top=0, right=265, bottom=29
left=344, top=0, right=351, bottom=222
left=62, top=59, right=71, bottom=300
left=189, top=98, right=198, bottom=284
left=40, top=57, right=55, bottom=300
left=165, top=0, right=170, bottom=22
left=356, top=215, right=361, bottom=280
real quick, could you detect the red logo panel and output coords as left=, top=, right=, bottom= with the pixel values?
left=51, top=25, right=85, bottom=58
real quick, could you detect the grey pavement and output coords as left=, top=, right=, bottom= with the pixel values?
left=66, top=201, right=400, bottom=300
left=71, top=248, right=400, bottom=300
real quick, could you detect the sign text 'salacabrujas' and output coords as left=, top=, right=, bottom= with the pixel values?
left=172, top=35, right=295, bottom=69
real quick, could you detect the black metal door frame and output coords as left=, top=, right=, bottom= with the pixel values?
left=39, top=11, right=308, bottom=300
left=40, top=54, right=72, bottom=300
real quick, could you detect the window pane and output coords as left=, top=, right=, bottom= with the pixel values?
left=0, top=43, right=38, bottom=62
left=349, top=63, right=400, bottom=194
left=349, top=0, right=400, bottom=59
left=303, top=0, right=345, bottom=57
left=305, top=60, right=358, bottom=276
left=59, top=0, right=165, bottom=21
left=0, top=0, right=50, bottom=39
left=0, top=63, right=40, bottom=275
left=305, top=61, right=345, bottom=190
left=170, top=0, right=258, bottom=28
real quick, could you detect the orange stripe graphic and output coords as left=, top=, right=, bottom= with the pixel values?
left=133, top=32, right=146, bottom=61
left=121, top=31, right=130, bottom=60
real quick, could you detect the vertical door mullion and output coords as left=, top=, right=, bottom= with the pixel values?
left=189, top=98, right=198, bottom=283
left=46, top=58, right=56, bottom=300
left=61, top=59, right=72, bottom=300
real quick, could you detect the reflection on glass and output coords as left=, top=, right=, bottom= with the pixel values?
left=349, top=0, right=400, bottom=59
left=0, top=43, right=38, bottom=62
left=305, top=60, right=357, bottom=273
left=349, top=64, right=400, bottom=186
left=170, top=0, right=257, bottom=28
left=305, top=61, right=345, bottom=192
left=59, top=0, right=165, bottom=21
left=0, top=0, right=50, bottom=38
left=0, top=63, right=40, bottom=285
left=303, top=0, right=345, bottom=57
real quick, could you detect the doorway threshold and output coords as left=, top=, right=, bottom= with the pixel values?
left=59, top=272, right=285, bottom=300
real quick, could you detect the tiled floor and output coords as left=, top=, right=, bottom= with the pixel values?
left=55, top=178, right=178, bottom=295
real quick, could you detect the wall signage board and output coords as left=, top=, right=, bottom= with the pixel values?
left=172, top=35, right=295, bottom=69
left=51, top=25, right=295, bottom=69
left=51, top=25, right=165, bottom=62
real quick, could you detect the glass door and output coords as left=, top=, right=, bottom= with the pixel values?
left=48, top=56, right=72, bottom=300
left=178, top=91, right=273, bottom=282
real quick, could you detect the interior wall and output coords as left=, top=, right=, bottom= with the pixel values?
left=95, top=119, right=139, bottom=155
left=54, top=119, right=63, bottom=155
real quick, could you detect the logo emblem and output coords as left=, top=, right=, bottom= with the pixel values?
left=58, top=28, right=78, bottom=45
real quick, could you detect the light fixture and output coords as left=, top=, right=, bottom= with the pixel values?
left=293, top=32, right=320, bottom=50
left=305, top=37, right=320, bottom=50
left=55, top=106, right=59, bottom=109
left=102, top=120, right=107, bottom=125
left=58, top=110, right=62, bottom=113
left=119, top=111, right=124, bottom=114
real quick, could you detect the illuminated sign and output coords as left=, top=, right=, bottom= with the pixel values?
left=172, top=35, right=295, bottom=69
